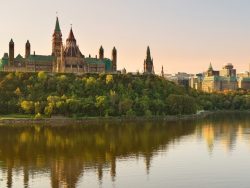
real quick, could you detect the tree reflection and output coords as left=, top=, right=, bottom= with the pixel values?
left=0, top=121, right=196, bottom=188
left=1, top=114, right=249, bottom=188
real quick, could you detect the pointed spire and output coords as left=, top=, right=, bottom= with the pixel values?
left=208, top=62, right=213, bottom=71
left=55, top=17, right=61, bottom=32
left=10, top=39, right=14, bottom=43
left=161, top=66, right=164, bottom=77
left=67, top=27, right=76, bottom=42
left=146, top=46, right=151, bottom=60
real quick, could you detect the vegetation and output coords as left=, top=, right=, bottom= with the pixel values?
left=0, top=71, right=250, bottom=118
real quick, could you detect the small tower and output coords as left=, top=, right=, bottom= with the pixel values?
left=207, top=62, right=214, bottom=76
left=144, top=46, right=154, bottom=74
left=9, top=39, right=14, bottom=66
left=99, top=46, right=104, bottom=60
left=25, top=40, right=31, bottom=58
left=52, top=17, right=63, bottom=57
left=161, top=66, right=164, bottom=77
left=112, top=47, right=117, bottom=72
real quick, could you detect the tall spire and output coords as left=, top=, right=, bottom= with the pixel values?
left=146, top=46, right=151, bottom=60
left=112, top=47, right=117, bottom=72
left=208, top=62, right=213, bottom=71
left=144, top=46, right=154, bottom=74
left=52, top=17, right=63, bottom=57
left=67, top=27, right=76, bottom=42
left=161, top=66, right=164, bottom=77
left=55, top=17, right=61, bottom=33
left=9, top=39, right=14, bottom=66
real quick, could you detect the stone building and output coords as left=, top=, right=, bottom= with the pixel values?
left=202, top=63, right=238, bottom=92
left=189, top=73, right=203, bottom=91
left=238, top=77, right=250, bottom=90
left=0, top=17, right=117, bottom=74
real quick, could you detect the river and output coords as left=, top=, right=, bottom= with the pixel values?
left=0, top=112, right=250, bottom=188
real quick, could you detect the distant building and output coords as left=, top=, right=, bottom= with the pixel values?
left=189, top=73, right=203, bottom=91
left=238, top=77, right=250, bottom=90
left=165, top=72, right=193, bottom=88
left=202, top=63, right=238, bottom=92
left=0, top=17, right=117, bottom=74
left=144, top=47, right=154, bottom=74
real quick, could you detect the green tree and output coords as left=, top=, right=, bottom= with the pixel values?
left=21, top=101, right=34, bottom=114
left=95, top=96, right=108, bottom=116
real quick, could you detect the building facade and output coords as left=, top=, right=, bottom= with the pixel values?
left=202, top=63, right=238, bottom=92
left=0, top=17, right=117, bottom=74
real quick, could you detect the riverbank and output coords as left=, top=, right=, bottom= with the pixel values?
left=1, top=110, right=249, bottom=125
left=0, top=111, right=220, bottom=125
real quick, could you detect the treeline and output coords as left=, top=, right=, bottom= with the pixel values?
left=0, top=72, right=249, bottom=118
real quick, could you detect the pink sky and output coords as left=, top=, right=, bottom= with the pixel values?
left=1, top=0, right=250, bottom=74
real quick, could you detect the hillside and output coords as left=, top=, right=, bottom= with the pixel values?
left=0, top=72, right=199, bottom=117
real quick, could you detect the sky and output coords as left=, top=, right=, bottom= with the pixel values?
left=1, top=0, right=250, bottom=74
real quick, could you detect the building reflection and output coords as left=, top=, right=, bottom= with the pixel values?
left=0, top=121, right=196, bottom=188
left=197, top=113, right=250, bottom=153
left=2, top=113, right=250, bottom=188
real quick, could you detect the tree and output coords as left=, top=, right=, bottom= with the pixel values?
left=119, top=98, right=133, bottom=115
left=106, top=75, right=114, bottom=85
left=95, top=96, right=108, bottom=116
left=166, top=94, right=197, bottom=115
left=21, top=101, right=34, bottom=114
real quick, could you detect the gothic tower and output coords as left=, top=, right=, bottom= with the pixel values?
left=161, top=66, right=164, bottom=77
left=9, top=39, right=14, bottom=66
left=52, top=17, right=63, bottom=57
left=112, top=47, right=117, bottom=72
left=25, top=40, right=31, bottom=58
left=57, top=45, right=65, bottom=73
left=99, top=46, right=104, bottom=60
left=144, top=46, right=154, bottom=74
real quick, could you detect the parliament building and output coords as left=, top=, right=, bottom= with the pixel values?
left=0, top=17, right=117, bottom=74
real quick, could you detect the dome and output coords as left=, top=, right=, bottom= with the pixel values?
left=224, top=63, right=233, bottom=69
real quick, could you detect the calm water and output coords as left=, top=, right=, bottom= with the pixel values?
left=1, top=113, right=250, bottom=188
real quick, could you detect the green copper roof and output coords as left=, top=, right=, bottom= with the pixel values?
left=28, top=55, right=55, bottom=62
left=15, top=54, right=24, bottom=61
left=55, top=17, right=61, bottom=32
left=203, top=76, right=237, bottom=82
left=239, top=77, right=250, bottom=82
left=85, top=58, right=112, bottom=71
left=2, top=53, right=8, bottom=59
left=0, top=54, right=9, bottom=70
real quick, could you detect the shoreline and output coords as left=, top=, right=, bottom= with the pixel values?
left=0, top=110, right=244, bottom=125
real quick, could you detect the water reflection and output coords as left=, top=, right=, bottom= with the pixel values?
left=0, top=113, right=250, bottom=188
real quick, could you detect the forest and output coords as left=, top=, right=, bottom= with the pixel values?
left=0, top=71, right=250, bottom=118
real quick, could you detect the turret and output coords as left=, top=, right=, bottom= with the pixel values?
left=144, top=46, right=154, bottom=74
left=9, top=39, right=14, bottom=66
left=112, top=47, right=117, bottom=72
left=161, top=66, right=164, bottom=77
left=99, top=46, right=104, bottom=60
left=52, top=17, right=63, bottom=57
left=25, top=40, right=31, bottom=58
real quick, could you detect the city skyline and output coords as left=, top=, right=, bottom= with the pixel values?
left=1, top=0, right=250, bottom=74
